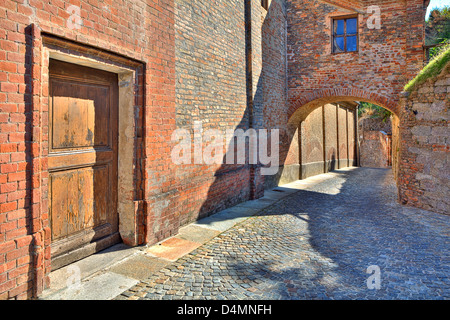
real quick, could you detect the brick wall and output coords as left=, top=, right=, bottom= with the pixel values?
left=299, top=103, right=357, bottom=179
left=0, top=0, right=433, bottom=300
left=261, top=0, right=290, bottom=189
left=359, top=117, right=392, bottom=134
left=172, top=0, right=290, bottom=222
left=300, top=106, right=324, bottom=178
left=348, top=109, right=355, bottom=161
left=173, top=0, right=250, bottom=229
left=391, top=114, right=400, bottom=180
left=338, top=105, right=348, bottom=168
left=286, top=0, right=428, bottom=120
left=360, top=131, right=392, bottom=168
left=324, top=104, right=338, bottom=171
left=0, top=0, right=175, bottom=299
left=398, top=65, right=450, bottom=215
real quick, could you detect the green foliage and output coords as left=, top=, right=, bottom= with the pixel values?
left=426, top=6, right=450, bottom=46
left=404, top=45, right=450, bottom=92
left=358, top=102, right=392, bottom=123
left=429, top=39, right=450, bottom=59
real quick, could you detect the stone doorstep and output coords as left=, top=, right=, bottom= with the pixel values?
left=42, top=272, right=140, bottom=300
left=40, top=243, right=142, bottom=300
left=41, top=169, right=351, bottom=300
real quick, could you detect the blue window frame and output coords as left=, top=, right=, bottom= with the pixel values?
left=333, top=17, right=358, bottom=53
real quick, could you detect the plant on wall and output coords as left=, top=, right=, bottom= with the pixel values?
left=426, top=6, right=450, bottom=59
left=358, top=102, right=392, bottom=123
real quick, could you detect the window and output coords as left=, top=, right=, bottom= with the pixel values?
left=332, top=17, right=358, bottom=53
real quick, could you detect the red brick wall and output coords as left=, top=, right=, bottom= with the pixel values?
left=172, top=0, right=250, bottom=227
left=286, top=0, right=428, bottom=120
left=0, top=0, right=432, bottom=300
left=338, top=105, right=348, bottom=164
left=261, top=0, right=290, bottom=189
left=279, top=0, right=428, bottom=188
left=0, top=0, right=175, bottom=299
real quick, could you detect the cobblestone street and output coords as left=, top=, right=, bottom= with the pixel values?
left=116, top=168, right=449, bottom=300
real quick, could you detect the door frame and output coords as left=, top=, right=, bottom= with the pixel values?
left=41, top=35, right=146, bottom=271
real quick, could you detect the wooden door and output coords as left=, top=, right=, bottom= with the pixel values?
left=48, top=59, right=120, bottom=270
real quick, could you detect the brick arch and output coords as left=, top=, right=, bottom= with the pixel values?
left=287, top=88, right=400, bottom=124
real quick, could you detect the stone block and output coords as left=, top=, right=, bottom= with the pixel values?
left=434, top=86, right=447, bottom=94
left=411, top=125, right=431, bottom=137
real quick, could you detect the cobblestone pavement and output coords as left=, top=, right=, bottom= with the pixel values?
left=116, top=168, right=450, bottom=300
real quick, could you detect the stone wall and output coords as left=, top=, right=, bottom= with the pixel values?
left=359, top=117, right=392, bottom=168
left=359, top=131, right=392, bottom=168
left=398, top=63, right=450, bottom=215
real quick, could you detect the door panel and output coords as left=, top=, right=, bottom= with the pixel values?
left=50, top=165, right=111, bottom=240
left=48, top=59, right=119, bottom=269
left=51, top=82, right=109, bottom=149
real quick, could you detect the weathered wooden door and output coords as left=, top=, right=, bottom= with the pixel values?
left=49, top=59, right=120, bottom=270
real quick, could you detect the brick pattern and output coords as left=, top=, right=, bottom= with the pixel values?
left=0, top=0, right=175, bottom=299
left=171, top=0, right=289, bottom=225
left=286, top=0, right=427, bottom=120
left=299, top=103, right=357, bottom=179
left=173, top=0, right=250, bottom=227
left=301, top=106, right=324, bottom=164
left=118, top=168, right=450, bottom=301
left=324, top=104, right=338, bottom=167
left=0, top=0, right=433, bottom=300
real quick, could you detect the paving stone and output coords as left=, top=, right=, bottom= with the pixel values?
left=146, top=237, right=202, bottom=261
left=115, top=168, right=449, bottom=300
left=177, top=225, right=221, bottom=243
left=108, top=254, right=170, bottom=280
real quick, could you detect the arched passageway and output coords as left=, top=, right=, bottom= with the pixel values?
left=277, top=92, right=401, bottom=188
left=287, top=89, right=400, bottom=124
